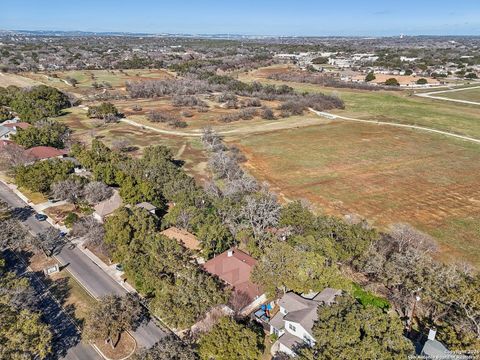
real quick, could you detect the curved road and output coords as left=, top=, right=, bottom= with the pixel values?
left=414, top=85, right=480, bottom=106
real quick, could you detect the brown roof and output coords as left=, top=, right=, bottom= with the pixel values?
left=3, top=122, right=31, bottom=130
left=203, top=249, right=263, bottom=301
left=93, top=190, right=123, bottom=218
left=161, top=227, right=200, bottom=251
left=25, top=146, right=67, bottom=160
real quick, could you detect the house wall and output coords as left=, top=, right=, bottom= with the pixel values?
left=277, top=342, right=296, bottom=357
left=284, top=320, right=315, bottom=346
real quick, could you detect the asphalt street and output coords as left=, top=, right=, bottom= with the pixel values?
left=0, top=182, right=167, bottom=357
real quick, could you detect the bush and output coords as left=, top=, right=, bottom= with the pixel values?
left=352, top=284, right=390, bottom=310
left=416, top=78, right=428, bottom=85
left=172, top=95, right=207, bottom=108
left=132, top=105, right=142, bottom=111
left=87, top=102, right=120, bottom=120
left=64, top=212, right=79, bottom=228
left=0, top=106, right=13, bottom=122
left=147, top=110, right=177, bottom=123
left=384, top=78, right=400, bottom=86
left=169, top=119, right=188, bottom=128
left=365, top=71, right=376, bottom=82
left=261, top=107, right=275, bottom=120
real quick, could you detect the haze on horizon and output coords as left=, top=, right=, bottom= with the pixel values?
left=1, top=0, right=480, bottom=37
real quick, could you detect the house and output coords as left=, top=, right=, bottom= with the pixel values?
left=203, top=248, right=266, bottom=314
left=25, top=146, right=68, bottom=161
left=269, top=288, right=341, bottom=357
left=0, top=125, right=14, bottom=140
left=0, top=122, right=31, bottom=140
left=420, top=328, right=464, bottom=359
left=93, top=190, right=123, bottom=222
left=161, top=226, right=201, bottom=251
left=136, top=201, right=157, bottom=215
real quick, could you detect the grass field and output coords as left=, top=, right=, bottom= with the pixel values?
left=230, top=121, right=480, bottom=267
left=54, top=107, right=210, bottom=182
left=435, top=87, right=480, bottom=103
left=239, top=68, right=480, bottom=139
left=0, top=72, right=42, bottom=87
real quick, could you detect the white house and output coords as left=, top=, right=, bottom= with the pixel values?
left=270, top=288, right=341, bottom=357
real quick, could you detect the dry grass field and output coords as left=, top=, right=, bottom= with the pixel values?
left=230, top=121, right=480, bottom=267
left=0, top=72, right=42, bottom=87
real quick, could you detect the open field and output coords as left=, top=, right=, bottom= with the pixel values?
left=435, top=86, right=480, bottom=103
left=0, top=72, right=42, bottom=87
left=230, top=121, right=480, bottom=267
left=239, top=67, right=480, bottom=139
left=54, top=107, right=210, bottom=182
left=21, top=69, right=174, bottom=96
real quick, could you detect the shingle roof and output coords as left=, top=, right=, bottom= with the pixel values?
left=136, top=202, right=157, bottom=212
left=93, top=190, right=123, bottom=218
left=161, top=227, right=200, bottom=251
left=25, top=146, right=67, bottom=160
left=203, top=248, right=263, bottom=301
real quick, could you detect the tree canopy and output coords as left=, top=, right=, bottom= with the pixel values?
left=11, top=120, right=70, bottom=149
left=198, top=317, right=264, bottom=360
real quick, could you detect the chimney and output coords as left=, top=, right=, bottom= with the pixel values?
left=227, top=250, right=233, bottom=257
left=428, top=328, right=437, bottom=341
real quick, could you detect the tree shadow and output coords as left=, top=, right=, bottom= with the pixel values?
left=10, top=206, right=34, bottom=221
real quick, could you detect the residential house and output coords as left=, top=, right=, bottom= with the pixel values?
left=0, top=121, right=31, bottom=140
left=25, top=146, right=68, bottom=161
left=135, top=201, right=157, bottom=215
left=269, top=288, right=341, bottom=357
left=203, top=248, right=266, bottom=314
left=93, top=190, right=123, bottom=222
left=161, top=226, right=201, bottom=251
left=420, top=328, right=465, bottom=359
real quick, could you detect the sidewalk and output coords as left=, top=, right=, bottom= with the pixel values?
left=0, top=179, right=68, bottom=232
left=70, top=238, right=137, bottom=294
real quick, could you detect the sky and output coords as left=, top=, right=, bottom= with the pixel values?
left=1, top=0, right=479, bottom=36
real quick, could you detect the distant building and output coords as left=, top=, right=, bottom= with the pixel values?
left=135, top=201, right=157, bottom=215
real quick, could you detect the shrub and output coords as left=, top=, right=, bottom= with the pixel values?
left=385, top=78, right=400, bottom=86
left=416, top=78, right=428, bottom=85
left=64, top=212, right=79, bottom=228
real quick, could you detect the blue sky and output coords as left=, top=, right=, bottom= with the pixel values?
left=1, top=0, right=479, bottom=36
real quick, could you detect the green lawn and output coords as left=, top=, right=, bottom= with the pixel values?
left=435, top=87, right=480, bottom=103
left=238, top=74, right=480, bottom=139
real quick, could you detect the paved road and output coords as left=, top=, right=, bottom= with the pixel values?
left=0, top=182, right=167, bottom=355
left=3, top=250, right=101, bottom=360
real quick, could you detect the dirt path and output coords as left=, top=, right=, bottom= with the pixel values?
left=309, top=108, right=480, bottom=144
left=415, top=85, right=480, bottom=106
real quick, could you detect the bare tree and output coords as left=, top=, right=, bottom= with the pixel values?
left=71, top=215, right=106, bottom=249
left=241, top=189, right=280, bottom=247
left=32, top=228, right=66, bottom=257
left=0, top=144, right=32, bottom=172
left=83, top=182, right=113, bottom=204
left=51, top=179, right=85, bottom=205
left=228, top=290, right=252, bottom=316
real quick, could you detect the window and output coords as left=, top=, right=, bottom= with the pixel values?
left=289, top=324, right=296, bottom=332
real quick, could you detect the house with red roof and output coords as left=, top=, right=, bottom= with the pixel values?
left=25, top=146, right=68, bottom=161
left=203, top=248, right=266, bottom=314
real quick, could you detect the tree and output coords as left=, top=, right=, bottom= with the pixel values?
left=198, top=317, right=263, bottom=360
left=71, top=215, right=106, bottom=249
left=416, top=78, right=428, bottom=85
left=298, top=295, right=413, bottom=360
left=32, top=228, right=65, bottom=257
left=133, top=335, right=198, bottom=360
left=0, top=305, right=53, bottom=360
left=11, top=120, right=70, bottom=149
left=84, top=294, right=143, bottom=349
left=385, top=78, right=400, bottom=86
left=0, top=143, right=32, bottom=172
left=196, top=215, right=234, bottom=259
left=252, top=241, right=345, bottom=296
left=15, top=159, right=75, bottom=194
left=87, top=102, right=120, bottom=120
left=240, top=190, right=280, bottom=248
left=0, top=254, right=53, bottom=360
left=51, top=178, right=85, bottom=205
left=83, top=181, right=112, bottom=204
left=8, top=85, right=70, bottom=123
left=0, top=106, right=13, bottom=122
left=365, top=71, right=376, bottom=82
